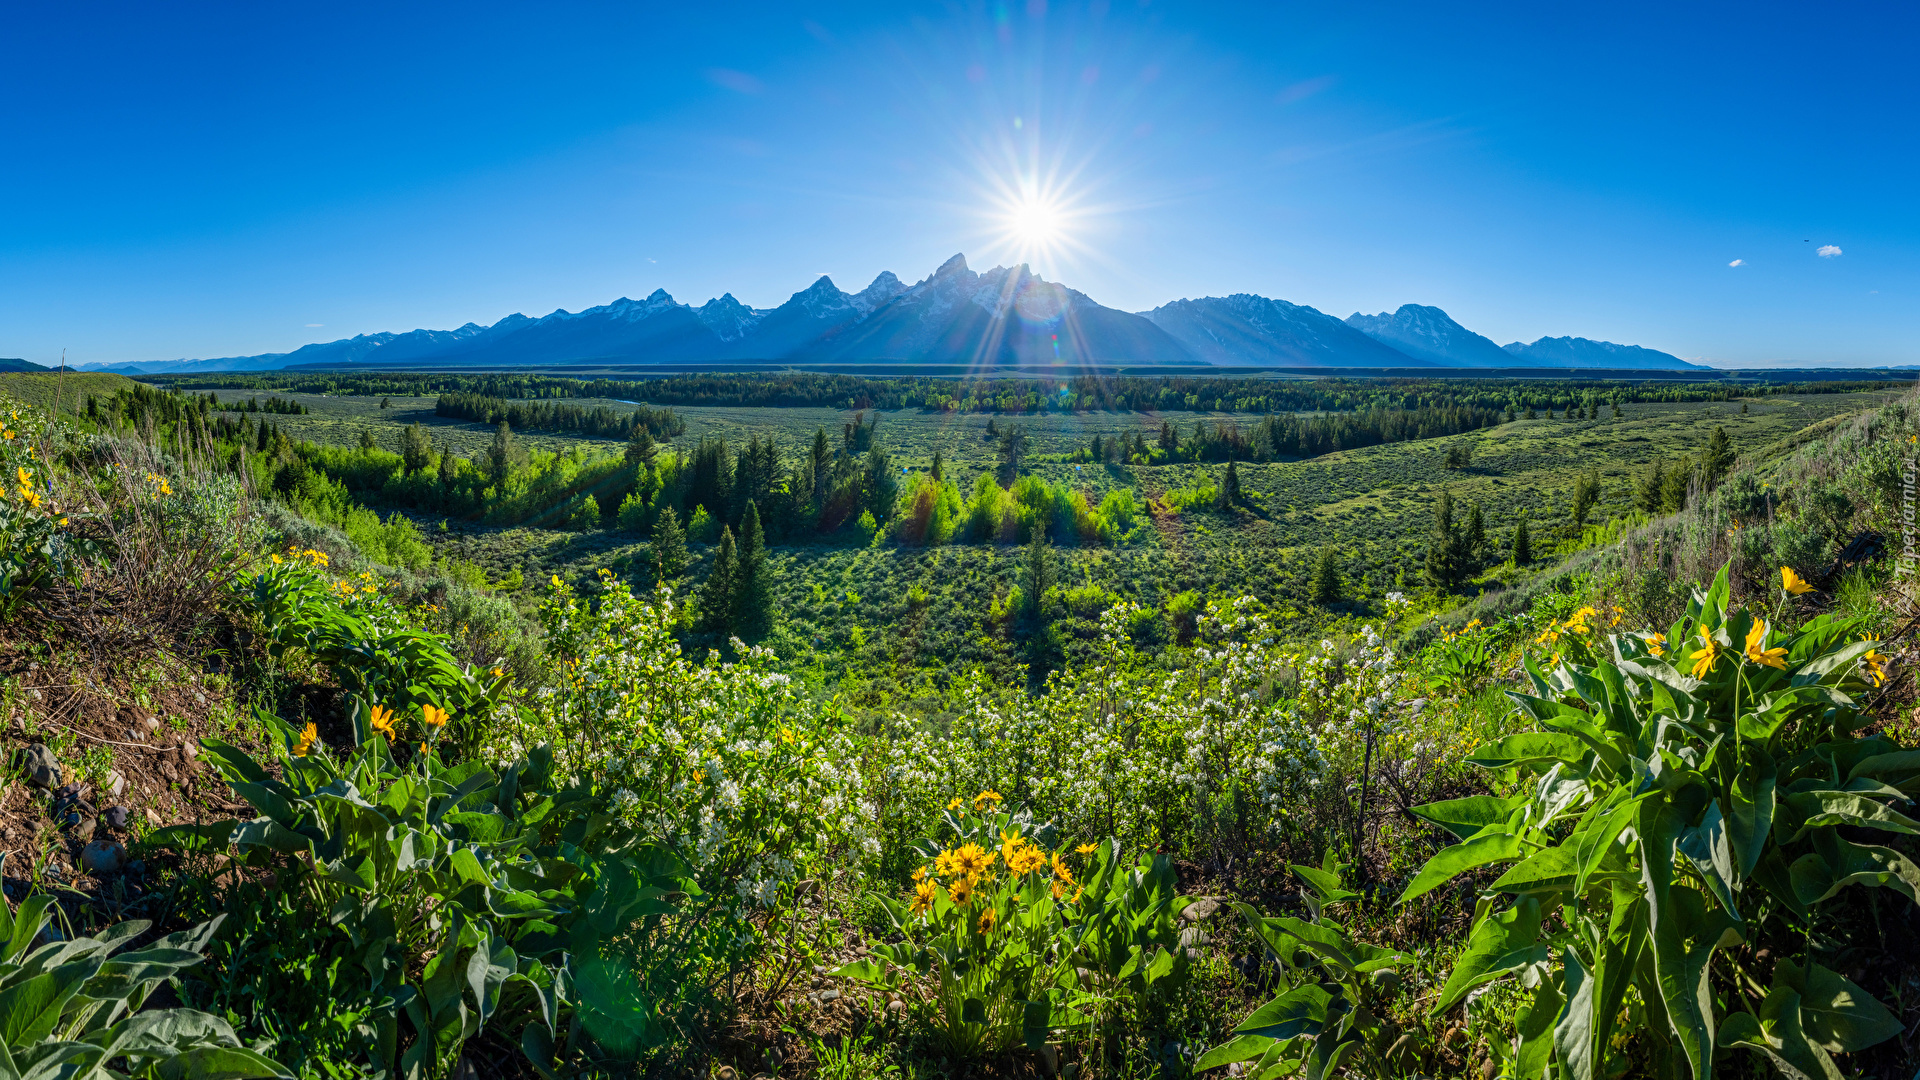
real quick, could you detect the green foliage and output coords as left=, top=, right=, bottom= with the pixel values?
left=650, top=506, right=688, bottom=581
left=163, top=717, right=699, bottom=1077
left=0, top=894, right=286, bottom=1078
left=1195, top=856, right=1409, bottom=1078
left=838, top=800, right=1189, bottom=1060
left=1309, top=547, right=1342, bottom=606
left=437, top=390, right=683, bottom=441
left=1403, top=561, right=1909, bottom=1080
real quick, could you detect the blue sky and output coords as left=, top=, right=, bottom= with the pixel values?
left=2, top=0, right=1913, bottom=366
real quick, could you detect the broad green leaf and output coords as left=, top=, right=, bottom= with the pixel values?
left=1398, top=832, right=1527, bottom=906
left=1777, top=959, right=1901, bottom=1054
left=1432, top=897, right=1548, bottom=1014
left=1193, top=1034, right=1278, bottom=1072
left=1464, top=732, right=1591, bottom=772
left=1489, top=842, right=1583, bottom=895
left=1788, top=833, right=1920, bottom=907
left=1676, top=800, right=1739, bottom=917
left=1780, top=790, right=1920, bottom=841
left=1407, top=795, right=1527, bottom=841
left=1289, top=863, right=1361, bottom=905
left=1728, top=751, right=1777, bottom=881
left=1513, top=975, right=1561, bottom=1080
left=449, top=848, right=491, bottom=889
left=1846, top=749, right=1920, bottom=791
left=1235, top=984, right=1334, bottom=1041
left=1643, top=797, right=1742, bottom=1080
left=1717, top=988, right=1842, bottom=1080
left=1553, top=947, right=1598, bottom=1080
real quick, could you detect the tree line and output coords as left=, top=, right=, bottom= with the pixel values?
left=434, top=391, right=684, bottom=440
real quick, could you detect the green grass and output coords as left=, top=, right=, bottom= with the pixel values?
left=240, top=387, right=1904, bottom=690
left=0, top=371, right=139, bottom=415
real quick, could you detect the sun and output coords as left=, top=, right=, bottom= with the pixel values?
left=1007, top=197, right=1063, bottom=247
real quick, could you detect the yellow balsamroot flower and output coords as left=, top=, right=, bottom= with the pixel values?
left=17, top=487, right=41, bottom=509
left=1863, top=648, right=1889, bottom=686
left=1647, top=632, right=1667, bottom=657
left=973, top=790, right=1003, bottom=813
left=950, top=843, right=994, bottom=880
left=422, top=704, right=450, bottom=729
left=1744, top=620, right=1788, bottom=669
left=294, top=722, right=319, bottom=757
left=910, top=865, right=927, bottom=882
left=16, top=467, right=31, bottom=486
left=977, top=909, right=997, bottom=934
left=909, top=879, right=938, bottom=916
left=490, top=666, right=506, bottom=680
left=1689, top=624, right=1720, bottom=679
left=946, top=797, right=966, bottom=812
left=1781, top=566, right=1813, bottom=596
left=948, top=877, right=975, bottom=905
left=934, top=849, right=963, bottom=878
left=1075, top=843, right=1099, bottom=856
left=368, top=703, right=397, bottom=738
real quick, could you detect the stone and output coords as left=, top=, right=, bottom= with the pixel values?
left=1038, top=1043, right=1060, bottom=1075
left=714, top=1068, right=737, bottom=1080
left=145, top=808, right=163, bottom=826
left=180, top=741, right=199, bottom=761
left=102, top=806, right=131, bottom=830
left=81, top=840, right=127, bottom=875
left=816, top=989, right=839, bottom=1003
left=1178, top=897, right=1221, bottom=923
left=885, top=999, right=906, bottom=1018
left=22, top=744, right=59, bottom=788
left=104, top=769, right=127, bottom=798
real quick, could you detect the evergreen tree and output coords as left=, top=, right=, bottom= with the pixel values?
left=1702, top=426, right=1735, bottom=488
left=1612, top=402, right=1622, bottom=418
left=1089, top=435, right=1103, bottom=462
left=1660, top=456, right=1693, bottom=513
left=1158, top=420, right=1177, bottom=453
left=995, top=424, right=1029, bottom=485
left=436, top=439, right=459, bottom=492
left=1021, top=531, right=1057, bottom=621
left=400, top=422, right=431, bottom=475
left=1511, top=518, right=1533, bottom=565
left=930, top=449, right=944, bottom=482
left=697, top=526, right=737, bottom=634
left=484, top=421, right=517, bottom=487
left=1571, top=467, right=1601, bottom=525
left=357, top=427, right=377, bottom=451
left=1426, top=491, right=1467, bottom=591
left=810, top=427, right=831, bottom=504
left=652, top=507, right=688, bottom=581
left=1464, top=500, right=1490, bottom=573
left=1218, top=460, right=1242, bottom=509
left=731, top=501, right=771, bottom=638
left=865, top=443, right=898, bottom=520
left=1310, top=547, right=1342, bottom=606
left=624, top=425, right=657, bottom=468
left=1635, top=461, right=1665, bottom=513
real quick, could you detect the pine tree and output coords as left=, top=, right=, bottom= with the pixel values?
left=930, top=449, right=944, bottom=482
left=732, top=502, right=771, bottom=639
left=357, top=427, right=377, bottom=451
left=1661, top=456, right=1692, bottom=513
left=1702, top=426, right=1734, bottom=488
left=1611, top=402, right=1622, bottom=418
left=697, top=526, right=737, bottom=634
left=652, top=507, right=688, bottom=582
left=1310, top=547, right=1342, bottom=606
left=624, top=425, right=657, bottom=468
left=810, top=427, right=831, bottom=504
left=1636, top=461, right=1665, bottom=513
left=1464, top=500, right=1489, bottom=574
left=485, top=421, right=517, bottom=487
left=1511, top=518, right=1533, bottom=565
left=1021, top=531, right=1057, bottom=621
left=1571, top=467, right=1601, bottom=525
left=1218, top=460, right=1242, bottom=509
left=436, top=439, right=459, bottom=492
left=1426, top=491, right=1466, bottom=591
left=1089, top=435, right=1103, bottom=462
left=401, top=422, right=431, bottom=475
left=996, top=424, right=1028, bottom=485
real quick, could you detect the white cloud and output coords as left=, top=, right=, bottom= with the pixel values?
left=304, top=323, right=323, bottom=327
left=1818, top=245, right=1842, bottom=258
left=1728, top=259, right=1744, bottom=267
left=704, top=68, right=763, bottom=94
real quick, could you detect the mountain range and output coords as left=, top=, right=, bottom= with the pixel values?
left=72, top=254, right=1702, bottom=374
